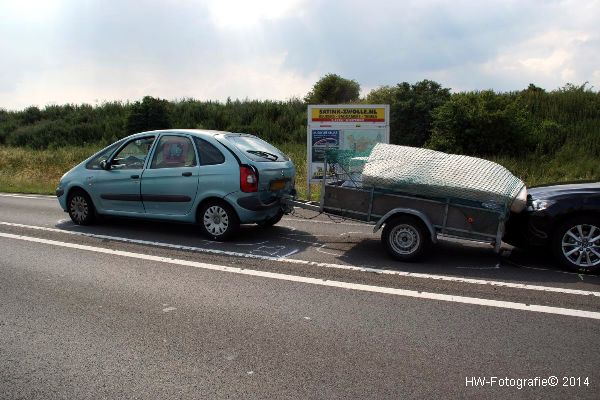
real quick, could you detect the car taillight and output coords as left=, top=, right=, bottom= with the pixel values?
left=240, top=165, right=258, bottom=193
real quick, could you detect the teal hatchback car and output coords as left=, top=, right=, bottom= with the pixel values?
left=56, top=129, right=296, bottom=240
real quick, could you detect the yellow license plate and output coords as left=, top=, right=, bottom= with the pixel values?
left=270, top=179, right=287, bottom=191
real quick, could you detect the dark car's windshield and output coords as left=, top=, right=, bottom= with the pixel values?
left=225, top=135, right=289, bottom=162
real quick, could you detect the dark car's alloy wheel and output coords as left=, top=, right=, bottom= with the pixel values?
left=560, top=224, right=600, bottom=269
left=554, top=217, right=600, bottom=272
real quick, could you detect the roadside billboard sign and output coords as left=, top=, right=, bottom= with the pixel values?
left=307, top=104, right=390, bottom=196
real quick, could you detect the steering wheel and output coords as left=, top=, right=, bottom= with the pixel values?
left=124, top=155, right=144, bottom=168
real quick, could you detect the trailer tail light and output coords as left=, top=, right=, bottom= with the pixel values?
left=240, top=165, right=258, bottom=193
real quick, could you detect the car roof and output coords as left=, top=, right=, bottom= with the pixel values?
left=126, top=129, right=252, bottom=139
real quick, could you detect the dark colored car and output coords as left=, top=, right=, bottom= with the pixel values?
left=504, top=181, right=600, bottom=272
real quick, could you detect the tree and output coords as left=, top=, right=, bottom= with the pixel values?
left=21, top=106, right=42, bottom=124
left=366, top=80, right=451, bottom=146
left=427, top=91, right=533, bottom=156
left=304, top=74, right=360, bottom=104
left=126, top=96, right=171, bottom=134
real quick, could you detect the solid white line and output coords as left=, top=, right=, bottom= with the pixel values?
left=1, top=231, right=599, bottom=320
left=1, top=221, right=599, bottom=297
left=0, top=193, right=54, bottom=200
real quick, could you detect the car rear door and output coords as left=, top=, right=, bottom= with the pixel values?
left=140, top=134, right=200, bottom=216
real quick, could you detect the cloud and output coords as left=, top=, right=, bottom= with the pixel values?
left=0, top=0, right=599, bottom=109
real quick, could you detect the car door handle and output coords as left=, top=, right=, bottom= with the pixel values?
left=130, top=174, right=140, bottom=179
left=182, top=172, right=193, bottom=177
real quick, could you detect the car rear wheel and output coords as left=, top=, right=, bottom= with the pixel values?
left=553, top=216, right=600, bottom=273
left=382, top=215, right=430, bottom=261
left=199, top=201, right=239, bottom=241
left=67, top=189, right=95, bottom=226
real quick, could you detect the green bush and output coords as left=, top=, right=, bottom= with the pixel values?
left=126, top=96, right=171, bottom=134
left=366, top=80, right=451, bottom=146
left=304, top=73, right=360, bottom=104
left=7, top=120, right=70, bottom=149
left=532, top=119, right=566, bottom=155
left=427, top=91, right=533, bottom=156
left=0, top=80, right=598, bottom=166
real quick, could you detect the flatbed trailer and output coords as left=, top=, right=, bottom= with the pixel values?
left=282, top=179, right=509, bottom=261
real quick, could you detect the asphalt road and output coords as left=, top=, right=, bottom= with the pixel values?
left=1, top=193, right=599, bottom=399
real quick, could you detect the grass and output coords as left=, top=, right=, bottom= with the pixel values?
left=491, top=145, right=600, bottom=187
left=1, top=143, right=598, bottom=196
left=0, top=145, right=102, bottom=194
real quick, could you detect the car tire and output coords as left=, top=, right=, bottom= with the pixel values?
left=256, top=209, right=284, bottom=228
left=381, top=215, right=430, bottom=261
left=552, top=215, right=600, bottom=273
left=67, top=189, right=96, bottom=226
left=198, top=201, right=239, bottom=241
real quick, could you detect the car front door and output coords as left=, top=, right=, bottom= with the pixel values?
left=140, top=134, right=200, bottom=216
left=92, top=136, right=156, bottom=213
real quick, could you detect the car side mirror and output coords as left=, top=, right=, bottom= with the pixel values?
left=100, top=160, right=111, bottom=170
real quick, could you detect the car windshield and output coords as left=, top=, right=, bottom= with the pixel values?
left=85, top=139, right=125, bottom=169
left=225, top=135, right=289, bottom=162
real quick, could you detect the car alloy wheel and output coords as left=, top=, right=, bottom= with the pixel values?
left=67, top=191, right=95, bottom=226
left=560, top=223, right=600, bottom=268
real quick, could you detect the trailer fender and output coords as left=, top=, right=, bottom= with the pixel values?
left=373, top=208, right=438, bottom=244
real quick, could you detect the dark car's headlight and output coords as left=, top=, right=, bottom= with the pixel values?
left=529, top=199, right=555, bottom=211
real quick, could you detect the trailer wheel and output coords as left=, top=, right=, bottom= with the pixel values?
left=382, top=215, right=430, bottom=261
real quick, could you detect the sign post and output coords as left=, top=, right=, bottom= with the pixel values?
left=306, top=104, right=390, bottom=199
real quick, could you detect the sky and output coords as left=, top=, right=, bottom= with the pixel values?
left=1, top=0, right=599, bottom=110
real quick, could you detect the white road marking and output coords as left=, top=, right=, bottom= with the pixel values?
left=162, top=307, right=177, bottom=312
left=0, top=193, right=54, bottom=200
left=284, top=236, right=344, bottom=256
left=316, top=243, right=342, bottom=257
left=1, top=221, right=600, bottom=297
left=1, top=231, right=599, bottom=320
left=251, top=245, right=286, bottom=256
left=280, top=249, right=300, bottom=258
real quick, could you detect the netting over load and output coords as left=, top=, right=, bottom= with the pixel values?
left=325, top=143, right=527, bottom=212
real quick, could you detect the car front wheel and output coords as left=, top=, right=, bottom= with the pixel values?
left=199, top=201, right=239, bottom=241
left=67, top=190, right=95, bottom=225
left=553, top=216, right=600, bottom=273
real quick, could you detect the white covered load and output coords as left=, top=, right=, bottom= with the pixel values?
left=360, top=143, right=527, bottom=213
